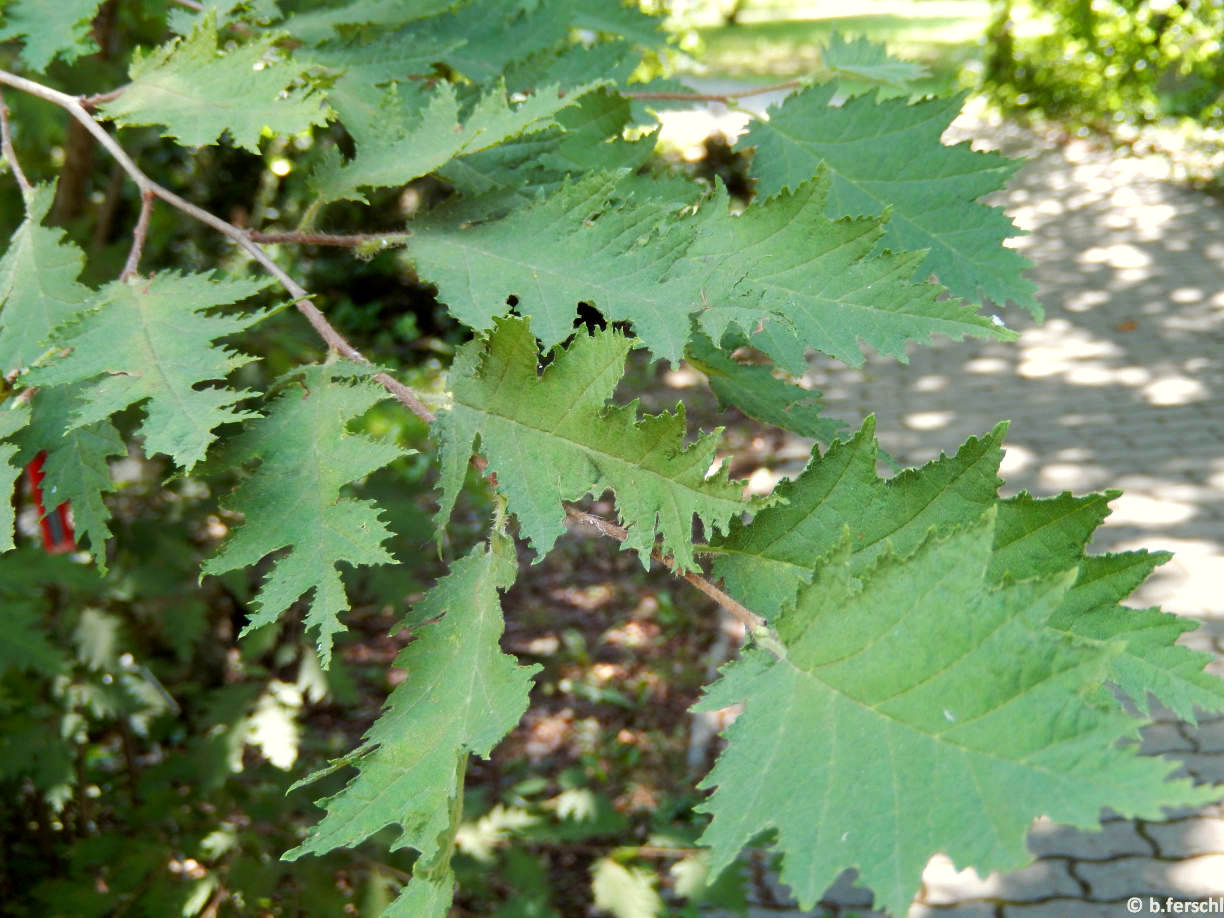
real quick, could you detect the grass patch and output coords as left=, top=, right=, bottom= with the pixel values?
left=686, top=0, right=991, bottom=95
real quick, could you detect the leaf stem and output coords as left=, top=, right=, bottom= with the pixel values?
left=120, top=190, right=154, bottom=280
left=0, top=68, right=435, bottom=424
left=0, top=89, right=31, bottom=196
left=563, top=505, right=766, bottom=633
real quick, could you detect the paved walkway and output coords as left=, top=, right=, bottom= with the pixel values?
left=669, top=97, right=1224, bottom=915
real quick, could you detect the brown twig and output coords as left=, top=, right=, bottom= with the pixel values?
left=0, top=68, right=436, bottom=425
left=171, top=0, right=205, bottom=10
left=623, top=79, right=802, bottom=103
left=248, top=229, right=411, bottom=247
left=0, top=89, right=31, bottom=195
left=82, top=86, right=127, bottom=108
left=564, top=505, right=765, bottom=633
left=120, top=190, right=154, bottom=280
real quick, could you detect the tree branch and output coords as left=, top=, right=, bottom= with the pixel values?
left=563, top=505, right=766, bottom=633
left=248, top=229, right=411, bottom=248
left=0, top=68, right=436, bottom=425
left=623, top=79, right=802, bottom=103
left=0, top=89, right=31, bottom=196
left=120, top=190, right=154, bottom=280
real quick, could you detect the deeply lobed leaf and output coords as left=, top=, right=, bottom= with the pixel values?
left=0, top=0, right=104, bottom=71
left=434, top=316, right=751, bottom=570
left=0, top=184, right=95, bottom=376
left=739, top=84, right=1041, bottom=315
left=697, top=510, right=1219, bottom=915
left=285, top=534, right=540, bottom=916
left=99, top=13, right=329, bottom=152
left=412, top=170, right=1010, bottom=368
left=202, top=363, right=406, bottom=667
left=25, top=271, right=272, bottom=471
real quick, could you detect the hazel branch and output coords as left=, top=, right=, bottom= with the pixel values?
left=0, top=68, right=436, bottom=425
left=0, top=88, right=31, bottom=196
left=248, top=229, right=411, bottom=247
left=563, top=504, right=766, bottom=633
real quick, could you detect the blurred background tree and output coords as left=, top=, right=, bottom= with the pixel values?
left=982, top=0, right=1224, bottom=130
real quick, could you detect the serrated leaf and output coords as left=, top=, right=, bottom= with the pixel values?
left=739, top=85, right=1040, bottom=314
left=0, top=400, right=29, bottom=552
left=312, top=75, right=601, bottom=203
left=696, top=510, right=1218, bottom=916
left=99, top=13, right=329, bottom=152
left=711, top=417, right=1007, bottom=617
left=0, top=184, right=95, bottom=375
left=284, top=537, right=539, bottom=900
left=9, top=383, right=125, bottom=569
left=0, top=0, right=104, bottom=71
left=412, top=171, right=1010, bottom=369
left=988, top=490, right=1121, bottom=584
left=202, top=363, right=405, bottom=667
left=820, top=32, right=928, bottom=90
left=434, top=317, right=750, bottom=570
left=25, top=272, right=270, bottom=470
left=685, top=332, right=845, bottom=443
left=410, top=172, right=700, bottom=359
left=1051, top=551, right=1224, bottom=723
left=682, top=173, right=1012, bottom=372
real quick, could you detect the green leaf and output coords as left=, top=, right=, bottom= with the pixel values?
left=739, top=85, right=1040, bottom=314
left=312, top=75, right=602, bottom=203
left=434, top=316, right=750, bottom=570
left=0, top=0, right=104, bottom=71
left=167, top=0, right=283, bottom=35
left=711, top=417, right=1007, bottom=617
left=202, top=363, right=405, bottom=667
left=696, top=510, right=1218, bottom=916
left=0, top=183, right=95, bottom=375
left=0, top=400, right=29, bottom=552
left=283, top=0, right=464, bottom=44
left=0, top=594, right=67, bottom=675
left=99, top=13, right=329, bottom=152
left=988, top=490, right=1121, bottom=584
left=820, top=32, right=929, bottom=90
left=25, top=271, right=270, bottom=471
left=684, top=332, right=845, bottom=443
left=681, top=173, right=1012, bottom=372
left=284, top=537, right=540, bottom=899
left=412, top=171, right=1010, bottom=369
left=411, top=172, right=702, bottom=360
left=1051, top=551, right=1224, bottom=723
left=9, top=383, right=126, bottom=569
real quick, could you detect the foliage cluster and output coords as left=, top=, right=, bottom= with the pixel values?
left=1, top=1, right=1222, bottom=916
left=983, top=0, right=1224, bottom=130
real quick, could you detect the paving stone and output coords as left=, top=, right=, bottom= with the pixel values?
left=910, top=902, right=996, bottom=918
left=1076, top=854, right=1224, bottom=898
left=1184, top=717, right=1224, bottom=754
left=1144, top=816, right=1224, bottom=858
left=1138, top=722, right=1198, bottom=756
left=1027, top=818, right=1153, bottom=859
left=921, top=855, right=1082, bottom=905
left=1000, top=903, right=1124, bottom=918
